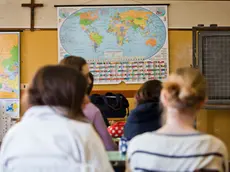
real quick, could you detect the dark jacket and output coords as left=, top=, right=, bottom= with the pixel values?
left=124, top=102, right=162, bottom=140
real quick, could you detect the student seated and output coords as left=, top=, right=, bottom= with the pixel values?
left=88, top=72, right=110, bottom=127
left=124, top=80, right=162, bottom=140
left=126, top=67, right=228, bottom=172
left=60, top=56, right=117, bottom=151
left=0, top=65, right=114, bottom=172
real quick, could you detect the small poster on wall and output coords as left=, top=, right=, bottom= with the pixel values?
left=4, top=99, right=20, bottom=119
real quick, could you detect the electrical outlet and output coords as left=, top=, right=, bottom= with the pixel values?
left=20, top=84, right=28, bottom=90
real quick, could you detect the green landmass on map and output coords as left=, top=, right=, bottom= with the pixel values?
left=80, top=19, right=95, bottom=26
left=124, top=16, right=133, bottom=21
left=75, top=12, right=81, bottom=16
left=132, top=24, right=139, bottom=30
left=2, top=46, right=18, bottom=72
left=90, top=32, right=103, bottom=45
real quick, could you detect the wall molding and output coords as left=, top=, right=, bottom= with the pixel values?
left=0, top=28, right=192, bottom=31
left=21, top=89, right=137, bottom=98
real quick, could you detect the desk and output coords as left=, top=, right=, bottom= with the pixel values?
left=107, top=151, right=126, bottom=172
left=108, top=151, right=126, bottom=162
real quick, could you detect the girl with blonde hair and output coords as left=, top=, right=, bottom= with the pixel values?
left=126, top=67, right=228, bottom=172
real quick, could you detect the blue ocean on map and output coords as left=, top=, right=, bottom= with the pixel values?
left=60, top=7, right=166, bottom=60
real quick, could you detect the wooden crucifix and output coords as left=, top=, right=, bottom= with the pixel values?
left=21, top=0, right=44, bottom=31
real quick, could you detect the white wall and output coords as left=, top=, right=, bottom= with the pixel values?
left=1, top=0, right=230, bottom=28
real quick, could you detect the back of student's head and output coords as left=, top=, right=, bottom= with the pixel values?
left=27, top=65, right=88, bottom=120
left=60, top=56, right=87, bottom=71
left=59, top=56, right=91, bottom=84
left=87, top=72, right=94, bottom=95
left=161, top=67, right=206, bottom=110
left=136, top=80, right=162, bottom=104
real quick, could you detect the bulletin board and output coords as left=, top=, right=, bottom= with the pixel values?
left=57, top=5, right=169, bottom=84
left=0, top=32, right=20, bottom=142
left=196, top=29, right=230, bottom=105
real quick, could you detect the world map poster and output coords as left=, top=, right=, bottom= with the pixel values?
left=58, top=5, right=168, bottom=84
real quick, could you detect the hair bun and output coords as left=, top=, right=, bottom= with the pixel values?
left=179, top=87, right=196, bottom=101
left=163, top=80, right=198, bottom=109
left=162, top=67, right=206, bottom=109
left=163, top=79, right=198, bottom=109
left=163, top=82, right=181, bottom=100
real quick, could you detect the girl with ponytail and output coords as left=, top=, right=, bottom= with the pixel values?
left=126, top=67, right=228, bottom=172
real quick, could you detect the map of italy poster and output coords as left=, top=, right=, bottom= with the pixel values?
left=0, top=32, right=20, bottom=141
left=0, top=33, right=20, bottom=98
left=58, top=5, right=168, bottom=84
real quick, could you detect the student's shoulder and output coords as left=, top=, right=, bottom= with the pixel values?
left=1, top=122, right=24, bottom=145
left=205, top=134, right=228, bottom=152
left=68, top=120, right=96, bottom=138
left=84, top=103, right=101, bottom=116
left=129, top=132, right=156, bottom=147
left=85, top=102, right=99, bottom=110
left=126, top=110, right=136, bottom=121
left=5, top=120, right=29, bottom=136
left=127, top=132, right=156, bottom=155
left=68, top=119, right=93, bottom=131
left=83, top=103, right=102, bottom=123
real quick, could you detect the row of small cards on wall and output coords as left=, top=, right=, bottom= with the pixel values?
left=0, top=99, right=19, bottom=119
left=89, top=60, right=167, bottom=83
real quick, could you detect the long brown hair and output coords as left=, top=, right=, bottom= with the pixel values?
left=27, top=65, right=88, bottom=121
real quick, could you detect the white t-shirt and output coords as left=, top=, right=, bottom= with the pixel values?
left=127, top=132, right=228, bottom=172
left=0, top=106, right=114, bottom=172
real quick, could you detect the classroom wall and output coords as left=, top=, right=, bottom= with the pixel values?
left=1, top=0, right=230, bottom=156
left=1, top=0, right=230, bottom=28
left=20, top=30, right=192, bottom=110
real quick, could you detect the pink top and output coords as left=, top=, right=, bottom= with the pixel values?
left=83, top=103, right=117, bottom=151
